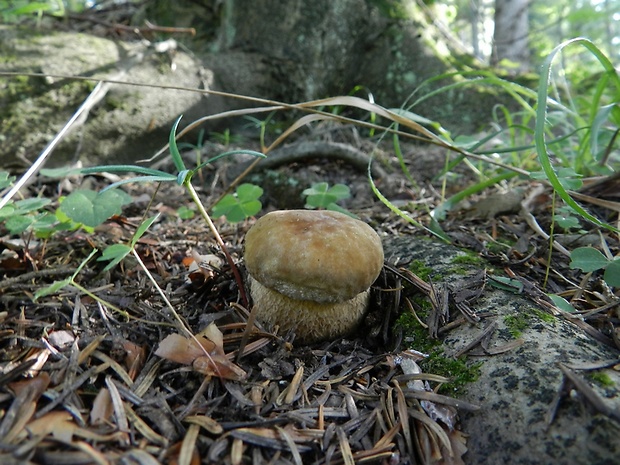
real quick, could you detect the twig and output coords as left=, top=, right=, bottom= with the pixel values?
left=0, top=81, right=110, bottom=210
left=61, top=13, right=197, bottom=36
left=558, top=364, right=620, bottom=424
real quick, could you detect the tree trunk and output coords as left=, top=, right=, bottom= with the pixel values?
left=491, top=0, right=530, bottom=71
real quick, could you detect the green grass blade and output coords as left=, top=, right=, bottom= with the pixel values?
left=131, top=214, right=160, bottom=247
left=368, top=167, right=450, bottom=243
left=431, top=171, right=517, bottom=221
left=101, top=176, right=178, bottom=192
left=535, top=38, right=620, bottom=233
left=169, top=115, right=186, bottom=172
left=194, top=149, right=266, bottom=172
left=82, top=165, right=174, bottom=178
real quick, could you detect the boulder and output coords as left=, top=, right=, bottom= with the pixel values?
left=384, top=235, right=620, bottom=465
left=0, top=26, right=207, bottom=168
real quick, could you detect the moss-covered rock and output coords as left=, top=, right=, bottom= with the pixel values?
left=384, top=235, right=620, bottom=465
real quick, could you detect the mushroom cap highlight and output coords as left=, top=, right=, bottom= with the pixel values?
left=244, top=209, right=384, bottom=304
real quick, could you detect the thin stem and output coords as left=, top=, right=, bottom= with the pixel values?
left=70, top=282, right=130, bottom=319
left=185, top=182, right=249, bottom=308
left=131, top=249, right=225, bottom=380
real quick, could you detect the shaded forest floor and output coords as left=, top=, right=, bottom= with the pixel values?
left=1, top=130, right=619, bottom=464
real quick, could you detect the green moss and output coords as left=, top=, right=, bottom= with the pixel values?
left=451, top=252, right=484, bottom=267
left=503, top=314, right=530, bottom=338
left=531, top=308, right=555, bottom=323
left=396, top=312, right=481, bottom=395
left=588, top=371, right=615, bottom=388
left=408, top=259, right=434, bottom=281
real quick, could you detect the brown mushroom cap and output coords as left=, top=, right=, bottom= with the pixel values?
left=244, top=209, right=384, bottom=304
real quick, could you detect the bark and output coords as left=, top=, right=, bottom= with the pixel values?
left=491, top=0, right=530, bottom=71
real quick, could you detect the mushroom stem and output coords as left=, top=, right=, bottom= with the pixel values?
left=249, top=277, right=369, bottom=343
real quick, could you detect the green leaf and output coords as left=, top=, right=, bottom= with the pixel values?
left=534, top=37, right=620, bottom=233
left=569, top=247, right=610, bottom=272
left=556, top=167, right=583, bottom=190
left=0, top=171, right=15, bottom=190
left=0, top=203, right=16, bottom=219
left=81, top=165, right=173, bottom=178
left=325, top=202, right=358, bottom=218
left=14, top=197, right=51, bottom=214
left=55, top=206, right=93, bottom=233
left=97, top=244, right=132, bottom=271
left=40, top=166, right=83, bottom=178
left=236, top=183, right=264, bottom=201
left=303, top=182, right=351, bottom=209
left=32, top=212, right=59, bottom=237
left=5, top=215, right=34, bottom=235
left=553, top=207, right=582, bottom=230
left=211, top=183, right=263, bottom=223
left=548, top=294, right=577, bottom=313
left=169, top=115, right=186, bottom=172
left=177, top=206, right=195, bottom=220
left=9, top=3, right=57, bottom=15
left=603, top=260, right=620, bottom=287
left=60, top=189, right=132, bottom=228
left=591, top=103, right=616, bottom=160
left=34, top=278, right=72, bottom=301
left=488, top=276, right=524, bottom=294
left=195, top=149, right=266, bottom=172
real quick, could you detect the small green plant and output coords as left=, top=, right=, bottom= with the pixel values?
left=72, top=115, right=263, bottom=263
left=0, top=0, right=91, bottom=23
left=212, top=183, right=263, bottom=223
left=96, top=214, right=159, bottom=271
left=569, top=246, right=620, bottom=287
left=30, top=116, right=264, bottom=309
left=302, top=182, right=352, bottom=215
left=0, top=171, right=121, bottom=238
left=58, top=188, right=133, bottom=228
left=176, top=205, right=195, bottom=220
left=552, top=205, right=583, bottom=231
left=176, top=128, right=207, bottom=181
left=209, top=128, right=243, bottom=146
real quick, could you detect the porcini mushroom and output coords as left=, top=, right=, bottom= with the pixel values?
left=244, top=209, right=384, bottom=343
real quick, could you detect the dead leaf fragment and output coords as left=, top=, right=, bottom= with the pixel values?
left=90, top=388, right=114, bottom=425
left=155, top=324, right=247, bottom=381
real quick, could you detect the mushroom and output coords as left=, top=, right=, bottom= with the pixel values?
left=244, top=209, right=384, bottom=343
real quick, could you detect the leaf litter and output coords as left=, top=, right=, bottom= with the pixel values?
left=0, top=180, right=491, bottom=465
left=3, top=137, right=620, bottom=463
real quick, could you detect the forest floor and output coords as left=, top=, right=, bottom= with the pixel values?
left=1, top=6, right=619, bottom=463
left=1, top=129, right=619, bottom=464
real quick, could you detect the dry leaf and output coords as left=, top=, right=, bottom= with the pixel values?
left=24, top=411, right=75, bottom=443
left=122, top=339, right=146, bottom=381
left=90, top=388, right=114, bottom=425
left=438, top=428, right=468, bottom=465
left=47, top=329, right=75, bottom=349
left=166, top=440, right=201, bottom=465
left=186, top=252, right=222, bottom=288
left=199, top=323, right=224, bottom=351
left=1, top=374, right=51, bottom=442
left=155, top=324, right=247, bottom=381
left=192, top=353, right=247, bottom=381
left=9, top=372, right=50, bottom=399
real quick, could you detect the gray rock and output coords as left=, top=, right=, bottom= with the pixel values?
left=0, top=26, right=207, bottom=168
left=384, top=235, right=620, bottom=465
